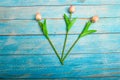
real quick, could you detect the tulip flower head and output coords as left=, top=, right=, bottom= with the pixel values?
left=69, top=5, right=75, bottom=13
left=36, top=12, right=42, bottom=21
left=91, top=16, right=99, bottom=23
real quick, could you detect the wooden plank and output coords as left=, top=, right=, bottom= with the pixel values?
left=0, top=54, right=120, bottom=78
left=0, top=5, right=120, bottom=19
left=0, top=34, right=120, bottom=54
left=1, top=77, right=118, bottom=80
left=0, top=0, right=120, bottom=79
left=0, top=18, right=120, bottom=35
left=0, top=0, right=120, bottom=6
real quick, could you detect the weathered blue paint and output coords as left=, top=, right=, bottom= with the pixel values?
left=0, top=0, right=120, bottom=79
left=0, top=0, right=120, bottom=6
left=0, top=34, right=120, bottom=54
left=0, top=54, right=120, bottom=78
left=0, top=18, right=120, bottom=35
left=0, top=5, right=120, bottom=19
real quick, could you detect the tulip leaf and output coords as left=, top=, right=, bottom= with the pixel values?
left=64, top=14, right=70, bottom=26
left=43, top=19, right=48, bottom=36
left=67, top=18, right=77, bottom=31
left=81, top=30, right=97, bottom=37
left=38, top=21, right=43, bottom=30
left=82, top=21, right=92, bottom=33
left=85, top=21, right=92, bottom=31
left=64, top=14, right=71, bottom=31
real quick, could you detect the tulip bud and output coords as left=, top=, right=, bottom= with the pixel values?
left=91, top=16, right=99, bottom=23
left=69, top=5, right=75, bottom=13
left=36, top=12, right=42, bottom=20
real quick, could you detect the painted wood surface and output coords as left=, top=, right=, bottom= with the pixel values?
left=0, top=34, right=120, bottom=54
left=0, top=54, right=120, bottom=78
left=0, top=0, right=120, bottom=79
left=0, top=18, right=120, bottom=35
left=0, top=0, right=120, bottom=6
left=0, top=5, right=120, bottom=19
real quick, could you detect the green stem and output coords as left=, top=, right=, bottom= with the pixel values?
left=70, top=13, right=72, bottom=20
left=61, top=31, right=68, bottom=60
left=62, top=21, right=93, bottom=62
left=61, top=13, right=72, bottom=61
left=46, top=36, right=64, bottom=65
left=62, top=36, right=81, bottom=62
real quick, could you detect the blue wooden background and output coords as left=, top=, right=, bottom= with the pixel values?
left=0, top=0, right=120, bottom=79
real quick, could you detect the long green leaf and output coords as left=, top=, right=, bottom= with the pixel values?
left=38, top=21, right=43, bottom=30
left=81, top=30, right=97, bottom=37
left=63, top=14, right=70, bottom=31
left=84, top=21, right=92, bottom=31
left=81, top=21, right=92, bottom=34
left=43, top=19, right=48, bottom=36
left=67, top=18, right=77, bottom=31
left=63, top=14, right=70, bottom=25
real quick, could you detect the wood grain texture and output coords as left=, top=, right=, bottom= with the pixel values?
left=0, top=5, right=120, bottom=19
left=0, top=0, right=120, bottom=6
left=0, top=18, right=120, bottom=35
left=0, top=54, right=120, bottom=78
left=0, top=34, right=120, bottom=54
left=0, top=0, right=120, bottom=79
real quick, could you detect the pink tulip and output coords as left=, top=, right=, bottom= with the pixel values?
left=69, top=5, right=75, bottom=13
left=36, top=12, right=42, bottom=20
left=91, top=16, right=99, bottom=23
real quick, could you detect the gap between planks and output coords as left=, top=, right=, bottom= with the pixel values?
left=0, top=17, right=120, bottom=20
left=0, top=52, right=120, bottom=56
left=0, top=32, right=120, bottom=36
left=0, top=4, right=120, bottom=7
left=0, top=76, right=119, bottom=79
